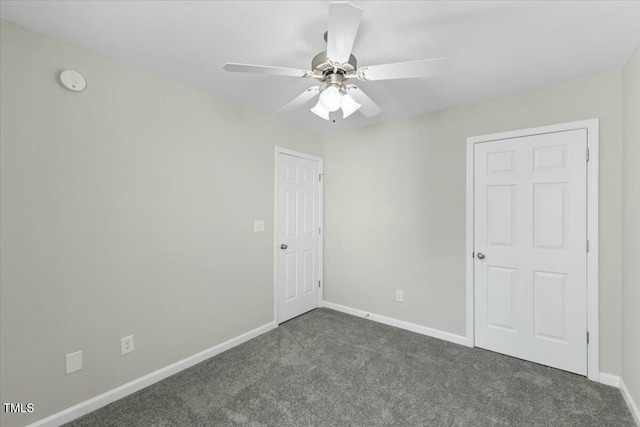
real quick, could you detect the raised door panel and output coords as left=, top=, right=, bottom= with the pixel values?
left=285, top=163, right=299, bottom=182
left=285, top=191, right=298, bottom=238
left=533, top=183, right=567, bottom=250
left=534, top=145, right=567, bottom=172
left=487, top=267, right=517, bottom=332
left=284, top=253, right=297, bottom=301
left=487, top=150, right=516, bottom=174
left=533, top=271, right=567, bottom=342
left=303, top=249, right=315, bottom=295
left=302, top=191, right=315, bottom=236
left=487, top=185, right=517, bottom=247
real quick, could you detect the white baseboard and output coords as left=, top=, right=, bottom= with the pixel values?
left=599, top=372, right=621, bottom=387
left=576, top=373, right=639, bottom=425
left=28, top=322, right=277, bottom=427
left=322, top=301, right=468, bottom=347
left=621, top=379, right=640, bottom=426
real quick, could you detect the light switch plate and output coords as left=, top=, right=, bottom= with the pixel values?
left=66, top=351, right=82, bottom=374
left=254, top=220, right=265, bottom=233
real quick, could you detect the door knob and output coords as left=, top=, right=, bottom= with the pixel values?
left=477, top=252, right=485, bottom=260
left=280, top=244, right=288, bottom=250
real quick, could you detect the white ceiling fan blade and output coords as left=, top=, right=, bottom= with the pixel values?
left=223, top=63, right=311, bottom=78
left=346, top=85, right=381, bottom=117
left=357, top=58, right=446, bottom=81
left=326, top=2, right=363, bottom=64
left=278, top=87, right=321, bottom=114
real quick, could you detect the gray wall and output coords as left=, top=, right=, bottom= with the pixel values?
left=323, top=72, right=624, bottom=376
left=622, top=43, right=640, bottom=415
left=0, top=21, right=322, bottom=427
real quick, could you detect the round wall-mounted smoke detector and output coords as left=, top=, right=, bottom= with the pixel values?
left=59, top=70, right=87, bottom=92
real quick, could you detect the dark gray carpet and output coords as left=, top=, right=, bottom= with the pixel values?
left=67, top=308, right=634, bottom=426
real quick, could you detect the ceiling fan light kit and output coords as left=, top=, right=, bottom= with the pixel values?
left=340, top=93, right=361, bottom=119
left=319, top=85, right=342, bottom=112
left=223, top=1, right=446, bottom=121
left=310, top=101, right=330, bottom=120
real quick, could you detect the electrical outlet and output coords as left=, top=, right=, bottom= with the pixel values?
left=396, top=290, right=404, bottom=302
left=254, top=220, right=265, bottom=233
left=121, top=335, right=134, bottom=355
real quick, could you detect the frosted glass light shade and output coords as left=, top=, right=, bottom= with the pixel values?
left=310, top=100, right=330, bottom=120
left=341, top=94, right=361, bottom=118
left=319, top=86, right=342, bottom=112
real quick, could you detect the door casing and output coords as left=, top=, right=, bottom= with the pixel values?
left=465, top=119, right=599, bottom=381
left=274, top=147, right=324, bottom=324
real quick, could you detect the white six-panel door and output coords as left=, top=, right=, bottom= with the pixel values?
left=474, top=129, right=588, bottom=375
left=276, top=151, right=321, bottom=324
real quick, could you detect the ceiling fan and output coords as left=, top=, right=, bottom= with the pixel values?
left=223, top=1, right=445, bottom=121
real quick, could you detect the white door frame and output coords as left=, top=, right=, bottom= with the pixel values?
left=274, top=147, right=324, bottom=324
left=465, top=119, right=599, bottom=381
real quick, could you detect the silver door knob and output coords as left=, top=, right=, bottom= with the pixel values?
left=477, top=252, right=485, bottom=260
left=280, top=244, right=288, bottom=250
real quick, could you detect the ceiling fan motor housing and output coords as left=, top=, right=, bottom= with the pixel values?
left=312, top=50, right=357, bottom=77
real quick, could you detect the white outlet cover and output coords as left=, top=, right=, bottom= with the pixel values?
left=254, top=220, right=265, bottom=233
left=396, top=290, right=404, bottom=302
left=121, top=335, right=134, bottom=355
left=66, top=351, right=82, bottom=374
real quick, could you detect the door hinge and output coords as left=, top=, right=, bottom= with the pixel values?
left=318, top=280, right=321, bottom=288
left=319, top=227, right=322, bottom=235
left=472, top=252, right=475, bottom=258
left=319, top=173, right=323, bottom=182
left=586, top=147, right=590, bottom=162
left=587, top=240, right=590, bottom=253
left=587, top=332, right=590, bottom=344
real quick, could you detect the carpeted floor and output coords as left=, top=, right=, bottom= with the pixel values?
left=67, top=308, right=634, bottom=426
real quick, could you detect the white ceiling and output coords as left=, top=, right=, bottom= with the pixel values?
left=1, top=1, right=639, bottom=133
